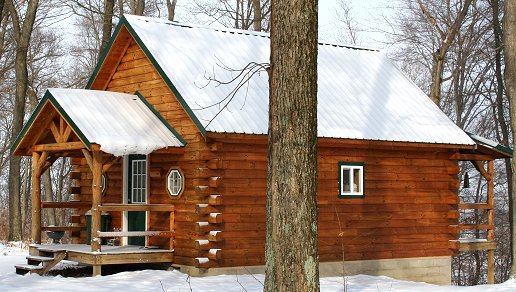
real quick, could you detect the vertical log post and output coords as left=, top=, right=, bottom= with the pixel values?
left=31, top=152, right=42, bottom=244
left=91, top=150, right=103, bottom=253
left=487, top=160, right=495, bottom=284
left=169, top=211, right=175, bottom=250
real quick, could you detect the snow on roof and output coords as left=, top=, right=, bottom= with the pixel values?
left=121, top=15, right=474, bottom=146
left=47, top=88, right=184, bottom=156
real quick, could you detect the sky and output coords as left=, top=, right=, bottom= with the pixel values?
left=172, top=0, right=395, bottom=50
left=318, top=0, right=394, bottom=48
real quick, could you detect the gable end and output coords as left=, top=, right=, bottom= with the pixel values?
left=86, top=16, right=207, bottom=138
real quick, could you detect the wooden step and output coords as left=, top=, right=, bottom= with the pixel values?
left=26, top=255, right=54, bottom=264
left=36, top=247, right=66, bottom=253
left=15, top=264, right=43, bottom=275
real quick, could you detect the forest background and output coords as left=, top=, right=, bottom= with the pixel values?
left=0, top=0, right=512, bottom=286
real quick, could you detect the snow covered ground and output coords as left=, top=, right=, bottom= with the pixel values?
left=2, top=242, right=516, bottom=291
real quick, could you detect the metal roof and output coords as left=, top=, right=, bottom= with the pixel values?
left=44, top=88, right=184, bottom=156
left=467, top=132, right=512, bottom=158
left=122, top=15, right=475, bottom=146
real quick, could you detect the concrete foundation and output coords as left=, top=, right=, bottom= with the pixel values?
left=172, top=256, right=451, bottom=285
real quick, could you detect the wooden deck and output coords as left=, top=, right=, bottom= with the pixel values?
left=18, top=244, right=174, bottom=276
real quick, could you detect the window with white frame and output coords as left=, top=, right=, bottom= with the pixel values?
left=339, top=162, right=364, bottom=198
left=167, top=168, right=183, bottom=197
left=130, top=156, right=147, bottom=203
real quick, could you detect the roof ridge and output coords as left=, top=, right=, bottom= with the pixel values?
left=123, top=14, right=379, bottom=52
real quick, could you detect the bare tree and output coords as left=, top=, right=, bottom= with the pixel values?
left=99, top=0, right=115, bottom=58
left=0, top=0, right=5, bottom=28
left=130, top=0, right=145, bottom=15
left=416, top=0, right=473, bottom=106
left=166, top=0, right=177, bottom=21
left=6, top=0, right=40, bottom=241
left=190, top=0, right=271, bottom=32
left=265, top=0, right=319, bottom=291
left=504, top=0, right=516, bottom=278
left=389, top=0, right=514, bottom=284
left=336, top=0, right=360, bottom=45
left=252, top=0, right=261, bottom=31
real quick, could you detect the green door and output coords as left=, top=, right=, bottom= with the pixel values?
left=127, top=155, right=147, bottom=246
left=128, top=211, right=146, bottom=246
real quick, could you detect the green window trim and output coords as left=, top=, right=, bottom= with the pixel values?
left=338, top=161, right=365, bottom=198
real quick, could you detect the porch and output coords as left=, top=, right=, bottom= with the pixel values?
left=448, top=134, right=513, bottom=284
left=15, top=243, right=174, bottom=276
left=11, top=89, right=185, bottom=276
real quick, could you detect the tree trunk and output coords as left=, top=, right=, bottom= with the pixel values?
left=43, top=169, right=56, bottom=226
left=253, top=0, right=261, bottom=31
left=492, top=1, right=514, bottom=276
left=417, top=0, right=472, bottom=106
left=99, top=0, right=115, bottom=59
left=0, top=0, right=5, bottom=28
left=20, top=159, right=28, bottom=239
left=265, top=0, right=319, bottom=291
left=429, top=51, right=446, bottom=105
left=6, top=0, right=40, bottom=241
left=135, top=0, right=144, bottom=15
left=130, top=0, right=136, bottom=14
left=504, top=0, right=516, bottom=278
left=166, top=0, right=177, bottom=21
left=235, top=0, right=240, bottom=29
left=118, top=0, right=124, bottom=17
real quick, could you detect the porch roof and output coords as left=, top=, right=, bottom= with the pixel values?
left=12, top=88, right=185, bottom=156
left=467, top=132, right=512, bottom=159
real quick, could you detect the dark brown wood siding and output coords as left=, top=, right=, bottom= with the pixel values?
left=206, top=134, right=459, bottom=267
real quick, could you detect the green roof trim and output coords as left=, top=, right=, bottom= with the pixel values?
left=86, top=16, right=207, bottom=138
left=11, top=90, right=91, bottom=154
left=467, top=132, right=513, bottom=157
left=134, top=91, right=187, bottom=146
left=495, top=144, right=513, bottom=156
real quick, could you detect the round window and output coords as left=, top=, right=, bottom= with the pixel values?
left=167, top=168, right=183, bottom=197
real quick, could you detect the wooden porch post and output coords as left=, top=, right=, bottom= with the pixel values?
left=82, top=148, right=104, bottom=275
left=31, top=152, right=42, bottom=244
left=91, top=150, right=103, bottom=253
left=30, top=151, right=50, bottom=244
left=487, top=160, right=495, bottom=284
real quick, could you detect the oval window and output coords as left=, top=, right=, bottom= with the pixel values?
left=167, top=168, right=183, bottom=197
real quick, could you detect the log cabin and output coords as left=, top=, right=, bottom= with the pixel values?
left=11, top=15, right=511, bottom=283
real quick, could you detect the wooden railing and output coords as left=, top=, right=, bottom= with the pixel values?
left=449, top=160, right=495, bottom=284
left=39, top=201, right=176, bottom=251
left=40, top=201, right=89, bottom=236
left=96, top=204, right=175, bottom=250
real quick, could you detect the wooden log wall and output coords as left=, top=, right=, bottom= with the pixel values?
left=75, top=32, right=461, bottom=269
left=204, top=136, right=460, bottom=267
